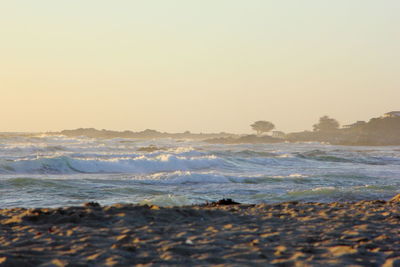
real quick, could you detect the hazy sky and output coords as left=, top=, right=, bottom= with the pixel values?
left=1, top=1, right=399, bottom=133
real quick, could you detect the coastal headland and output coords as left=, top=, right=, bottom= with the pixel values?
left=48, top=111, right=400, bottom=146
left=1, top=198, right=400, bottom=266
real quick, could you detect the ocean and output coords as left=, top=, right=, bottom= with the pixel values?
left=1, top=133, right=400, bottom=208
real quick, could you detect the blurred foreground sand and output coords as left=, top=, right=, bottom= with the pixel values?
left=1, top=199, right=400, bottom=266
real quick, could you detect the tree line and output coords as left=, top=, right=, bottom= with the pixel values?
left=251, top=116, right=340, bottom=135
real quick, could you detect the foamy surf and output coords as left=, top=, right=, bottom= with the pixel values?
left=0, top=154, right=224, bottom=174
left=0, top=134, right=400, bottom=208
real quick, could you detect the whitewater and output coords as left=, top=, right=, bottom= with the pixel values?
left=1, top=133, right=400, bottom=208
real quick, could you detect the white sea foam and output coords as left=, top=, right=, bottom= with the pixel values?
left=135, top=171, right=232, bottom=184
left=288, top=173, right=308, bottom=178
left=1, top=134, right=400, bottom=208
left=0, top=154, right=225, bottom=174
left=140, top=194, right=192, bottom=206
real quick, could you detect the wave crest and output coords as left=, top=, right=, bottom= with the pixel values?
left=0, top=154, right=224, bottom=174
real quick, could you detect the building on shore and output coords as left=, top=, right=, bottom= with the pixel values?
left=383, top=111, right=400, bottom=118
left=272, top=131, right=286, bottom=139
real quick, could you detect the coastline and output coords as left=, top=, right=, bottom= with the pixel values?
left=1, top=198, right=400, bottom=266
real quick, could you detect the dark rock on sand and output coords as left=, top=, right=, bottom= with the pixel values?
left=84, top=202, right=101, bottom=208
left=207, top=198, right=241, bottom=206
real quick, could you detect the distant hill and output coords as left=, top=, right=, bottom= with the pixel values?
left=48, top=128, right=237, bottom=140
left=205, top=134, right=282, bottom=144
left=286, top=116, right=400, bottom=146
left=49, top=113, right=400, bottom=146
left=205, top=113, right=400, bottom=146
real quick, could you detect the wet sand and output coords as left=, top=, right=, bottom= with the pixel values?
left=1, top=198, right=400, bottom=266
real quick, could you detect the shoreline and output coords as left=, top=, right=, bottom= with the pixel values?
left=1, top=198, right=400, bottom=266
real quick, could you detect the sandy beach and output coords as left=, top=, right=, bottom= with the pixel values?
left=1, top=198, right=400, bottom=266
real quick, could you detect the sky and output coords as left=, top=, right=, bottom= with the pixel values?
left=0, top=1, right=399, bottom=133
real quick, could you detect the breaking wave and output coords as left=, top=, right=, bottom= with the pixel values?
left=0, top=154, right=225, bottom=174
left=295, top=150, right=400, bottom=165
left=1, top=134, right=400, bottom=208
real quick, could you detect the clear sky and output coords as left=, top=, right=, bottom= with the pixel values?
left=1, top=1, right=399, bottom=133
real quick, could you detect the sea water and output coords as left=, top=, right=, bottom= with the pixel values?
left=1, top=133, right=400, bottom=208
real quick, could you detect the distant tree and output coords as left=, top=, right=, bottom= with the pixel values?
left=313, top=116, right=340, bottom=132
left=251, top=121, right=275, bottom=135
